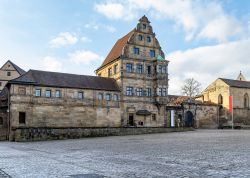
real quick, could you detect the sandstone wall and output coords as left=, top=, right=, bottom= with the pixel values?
left=11, top=127, right=194, bottom=142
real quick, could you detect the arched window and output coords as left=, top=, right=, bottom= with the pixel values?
left=218, top=94, right=223, bottom=105
left=244, top=93, right=249, bottom=108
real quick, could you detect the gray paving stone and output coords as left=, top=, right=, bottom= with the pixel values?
left=1, top=130, right=250, bottom=178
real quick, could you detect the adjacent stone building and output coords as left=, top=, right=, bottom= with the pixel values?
left=200, top=72, right=250, bottom=127
left=0, top=60, right=26, bottom=92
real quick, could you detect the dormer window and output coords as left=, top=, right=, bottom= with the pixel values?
left=142, top=24, right=146, bottom=29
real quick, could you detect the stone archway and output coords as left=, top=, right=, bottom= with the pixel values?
left=185, top=111, right=194, bottom=127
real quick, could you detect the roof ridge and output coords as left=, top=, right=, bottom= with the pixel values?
left=8, top=70, right=120, bottom=91
left=7, top=60, right=26, bottom=75
left=29, top=69, right=115, bottom=80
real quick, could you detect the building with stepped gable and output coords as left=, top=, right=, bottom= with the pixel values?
left=0, top=16, right=219, bottom=141
left=96, top=15, right=169, bottom=127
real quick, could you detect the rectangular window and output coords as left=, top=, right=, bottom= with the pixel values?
left=114, top=64, right=118, bottom=74
left=35, top=89, right=41, bottom=97
left=162, top=66, right=166, bottom=73
left=108, top=68, right=112, bottom=77
left=158, top=65, right=162, bottom=73
left=152, top=114, right=156, bottom=121
left=106, top=93, right=111, bottom=101
left=150, top=50, right=155, bottom=57
left=113, top=94, right=118, bottom=101
left=134, top=47, right=140, bottom=55
left=0, top=117, right=3, bottom=125
left=0, top=82, right=2, bottom=86
left=147, top=36, right=151, bottom=42
left=78, top=92, right=84, bottom=100
left=147, top=66, right=151, bottom=75
left=138, top=35, right=143, bottom=41
left=98, top=93, right=103, bottom=100
left=162, top=88, right=167, bottom=96
left=19, top=112, right=26, bottom=124
left=45, top=90, right=51, bottom=98
left=158, top=88, right=162, bottom=96
left=55, top=90, right=61, bottom=98
left=126, top=63, right=133, bottom=73
left=142, top=24, right=146, bottom=29
left=136, top=88, right=143, bottom=96
left=7, top=71, right=11, bottom=76
left=126, top=87, right=133, bottom=96
left=136, top=64, right=143, bottom=74
left=146, top=88, right=152, bottom=97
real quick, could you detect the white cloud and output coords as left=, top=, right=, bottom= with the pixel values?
left=105, top=25, right=116, bottom=32
left=81, top=36, right=92, bottom=43
left=167, top=38, right=250, bottom=95
left=198, top=16, right=242, bottom=42
left=94, top=2, right=133, bottom=21
left=69, top=50, right=102, bottom=64
left=49, top=32, right=78, bottom=48
left=94, top=0, right=244, bottom=42
left=42, top=56, right=62, bottom=72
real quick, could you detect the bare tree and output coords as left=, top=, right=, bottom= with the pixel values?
left=181, top=78, right=201, bottom=98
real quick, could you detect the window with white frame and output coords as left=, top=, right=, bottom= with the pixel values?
left=126, top=87, right=133, bottom=96
left=126, top=63, right=133, bottom=73
left=136, top=64, right=143, bottom=74
left=45, top=90, right=51, bottom=98
left=136, top=88, right=143, bottom=96
left=55, top=90, right=61, bottom=98
left=146, top=88, right=152, bottom=97
left=35, top=89, right=41, bottom=97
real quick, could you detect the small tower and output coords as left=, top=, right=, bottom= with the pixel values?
left=237, top=71, right=246, bottom=81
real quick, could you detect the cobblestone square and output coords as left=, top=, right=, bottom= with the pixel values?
left=1, top=130, right=250, bottom=178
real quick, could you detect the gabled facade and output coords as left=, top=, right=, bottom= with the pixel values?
left=200, top=72, right=250, bottom=127
left=96, top=15, right=169, bottom=127
left=0, top=60, right=25, bottom=91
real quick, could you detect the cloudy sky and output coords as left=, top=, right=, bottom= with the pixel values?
left=0, top=0, right=250, bottom=95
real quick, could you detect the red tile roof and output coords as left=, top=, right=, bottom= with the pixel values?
left=97, top=30, right=135, bottom=70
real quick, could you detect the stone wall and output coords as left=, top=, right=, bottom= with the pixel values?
left=10, top=127, right=194, bottom=142
left=8, top=84, right=122, bottom=140
left=196, top=105, right=218, bottom=128
left=0, top=110, right=7, bottom=140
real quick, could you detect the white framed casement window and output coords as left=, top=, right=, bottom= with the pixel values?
left=55, top=90, right=61, bottom=98
left=35, top=89, right=41, bottom=97
left=45, top=90, right=51, bottom=98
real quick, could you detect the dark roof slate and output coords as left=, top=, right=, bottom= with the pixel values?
left=220, top=78, right=250, bottom=89
left=9, top=70, right=120, bottom=91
